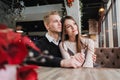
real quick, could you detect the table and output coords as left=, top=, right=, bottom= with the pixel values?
left=36, top=67, right=120, bottom=80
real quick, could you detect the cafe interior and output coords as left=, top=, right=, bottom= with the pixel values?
left=0, top=0, right=120, bottom=80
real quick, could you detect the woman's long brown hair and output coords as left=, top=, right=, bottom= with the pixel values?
left=61, top=16, right=84, bottom=53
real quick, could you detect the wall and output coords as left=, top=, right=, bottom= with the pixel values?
left=116, top=0, right=120, bottom=47
left=64, top=0, right=81, bottom=33
left=88, top=19, right=99, bottom=48
left=17, top=4, right=63, bottom=21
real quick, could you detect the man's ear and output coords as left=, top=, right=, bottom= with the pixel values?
left=44, top=22, right=49, bottom=30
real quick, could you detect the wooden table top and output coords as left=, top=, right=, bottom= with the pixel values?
left=36, top=67, right=120, bottom=80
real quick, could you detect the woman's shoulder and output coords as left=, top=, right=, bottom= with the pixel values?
left=59, top=41, right=68, bottom=51
left=59, top=40, right=69, bottom=46
left=81, top=37, right=94, bottom=45
left=81, top=37, right=94, bottom=51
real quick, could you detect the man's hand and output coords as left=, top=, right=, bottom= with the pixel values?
left=71, top=53, right=85, bottom=64
left=60, top=58, right=82, bottom=68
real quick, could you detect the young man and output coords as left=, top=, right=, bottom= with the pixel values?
left=26, top=11, right=83, bottom=68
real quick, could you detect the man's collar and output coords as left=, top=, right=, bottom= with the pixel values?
left=45, top=33, right=54, bottom=42
left=45, top=33, right=61, bottom=45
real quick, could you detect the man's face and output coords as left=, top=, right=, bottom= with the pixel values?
left=46, top=14, right=62, bottom=33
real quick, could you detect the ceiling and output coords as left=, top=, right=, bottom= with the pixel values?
left=81, top=0, right=108, bottom=30
left=1, top=0, right=64, bottom=7
left=1, top=0, right=108, bottom=31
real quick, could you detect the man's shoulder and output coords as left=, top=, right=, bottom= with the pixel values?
left=39, top=36, right=47, bottom=41
left=38, top=36, right=51, bottom=45
left=36, top=36, right=47, bottom=44
left=36, top=36, right=50, bottom=49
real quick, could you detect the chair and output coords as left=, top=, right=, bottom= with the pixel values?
left=95, top=47, right=120, bottom=68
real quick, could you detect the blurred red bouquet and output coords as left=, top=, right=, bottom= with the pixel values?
left=0, top=24, right=40, bottom=80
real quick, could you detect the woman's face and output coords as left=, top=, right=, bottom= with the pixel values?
left=64, top=19, right=78, bottom=37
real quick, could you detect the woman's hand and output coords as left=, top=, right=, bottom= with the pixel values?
left=92, top=54, right=96, bottom=63
left=61, top=58, right=83, bottom=68
left=71, top=53, right=85, bottom=65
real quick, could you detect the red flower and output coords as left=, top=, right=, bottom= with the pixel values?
left=67, top=0, right=74, bottom=7
left=0, top=29, right=28, bottom=65
left=7, top=39, right=28, bottom=64
left=17, top=65, right=38, bottom=80
left=0, top=24, right=39, bottom=80
left=22, top=36, right=40, bottom=52
left=0, top=46, right=9, bottom=68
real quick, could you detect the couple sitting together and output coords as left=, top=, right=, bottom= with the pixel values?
left=26, top=11, right=96, bottom=68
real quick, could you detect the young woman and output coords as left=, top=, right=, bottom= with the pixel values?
left=59, top=16, right=95, bottom=67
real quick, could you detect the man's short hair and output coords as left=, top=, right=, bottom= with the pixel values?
left=43, top=11, right=59, bottom=25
